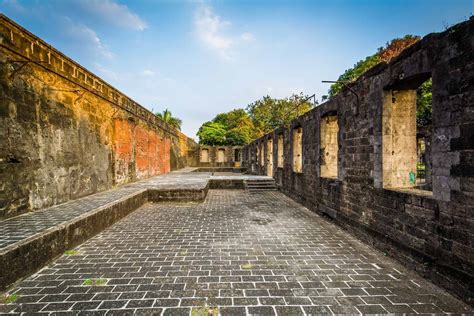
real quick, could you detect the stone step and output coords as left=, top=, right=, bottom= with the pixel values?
left=245, top=178, right=277, bottom=192
left=246, top=184, right=277, bottom=188
left=246, top=181, right=276, bottom=184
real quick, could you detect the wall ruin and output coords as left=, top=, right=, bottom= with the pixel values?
left=243, top=18, right=474, bottom=303
left=0, top=15, right=197, bottom=219
left=197, top=145, right=242, bottom=168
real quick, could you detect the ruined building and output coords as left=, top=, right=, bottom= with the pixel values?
left=242, top=18, right=473, bottom=302
left=0, top=13, right=473, bottom=308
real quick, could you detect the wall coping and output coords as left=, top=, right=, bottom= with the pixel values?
left=0, top=14, right=193, bottom=142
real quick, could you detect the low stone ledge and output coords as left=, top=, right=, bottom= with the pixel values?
left=148, top=185, right=209, bottom=202
left=0, top=189, right=148, bottom=291
left=209, top=179, right=245, bottom=189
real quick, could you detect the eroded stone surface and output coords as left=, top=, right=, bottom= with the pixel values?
left=1, top=190, right=471, bottom=315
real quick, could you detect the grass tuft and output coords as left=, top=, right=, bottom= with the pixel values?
left=1, top=293, right=19, bottom=304
left=83, top=278, right=107, bottom=286
left=191, top=306, right=218, bottom=316
left=241, top=263, right=254, bottom=269
left=64, top=250, right=79, bottom=256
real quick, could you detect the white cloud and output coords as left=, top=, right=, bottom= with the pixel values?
left=141, top=69, right=155, bottom=76
left=241, top=32, right=255, bottom=42
left=194, top=3, right=254, bottom=61
left=77, top=0, right=147, bottom=31
left=63, top=19, right=114, bottom=60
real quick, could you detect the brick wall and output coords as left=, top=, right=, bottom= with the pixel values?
left=243, top=18, right=473, bottom=304
left=0, top=15, right=197, bottom=218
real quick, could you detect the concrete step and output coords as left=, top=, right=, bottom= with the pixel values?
left=246, top=184, right=277, bottom=188
left=245, top=178, right=277, bottom=192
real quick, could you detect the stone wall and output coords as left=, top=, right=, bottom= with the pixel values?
left=243, top=18, right=473, bottom=303
left=0, top=15, right=197, bottom=219
left=197, top=145, right=242, bottom=167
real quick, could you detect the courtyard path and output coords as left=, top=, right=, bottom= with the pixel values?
left=1, top=190, right=471, bottom=315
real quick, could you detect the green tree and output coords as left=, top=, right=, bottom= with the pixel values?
left=196, top=121, right=227, bottom=146
left=155, top=109, right=182, bottom=130
left=328, top=35, right=431, bottom=128
left=328, top=54, right=380, bottom=97
left=416, top=78, right=432, bottom=127
left=328, top=35, right=420, bottom=98
left=246, top=93, right=313, bottom=138
left=197, top=109, right=255, bottom=146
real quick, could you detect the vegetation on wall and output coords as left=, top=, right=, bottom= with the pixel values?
left=328, top=35, right=431, bottom=127
left=328, top=35, right=420, bottom=98
left=196, top=94, right=314, bottom=146
left=198, top=36, right=431, bottom=146
left=155, top=109, right=182, bottom=130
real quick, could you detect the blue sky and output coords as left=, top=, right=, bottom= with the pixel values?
left=1, top=0, right=472, bottom=138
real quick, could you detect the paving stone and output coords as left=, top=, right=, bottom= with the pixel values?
left=381, top=304, right=416, bottom=313
left=303, top=305, right=333, bottom=315
left=1, top=190, right=472, bottom=314
left=220, top=306, right=246, bottom=316
left=125, top=299, right=155, bottom=308
left=247, top=306, right=276, bottom=315
left=98, top=300, right=128, bottom=309
left=105, top=309, right=136, bottom=315
left=284, top=296, right=312, bottom=305
left=356, top=304, right=387, bottom=314
left=161, top=307, right=190, bottom=316
left=411, top=303, right=444, bottom=313
left=274, top=305, right=304, bottom=315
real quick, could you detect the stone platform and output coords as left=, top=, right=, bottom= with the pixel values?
left=1, top=190, right=471, bottom=314
left=0, top=169, right=272, bottom=291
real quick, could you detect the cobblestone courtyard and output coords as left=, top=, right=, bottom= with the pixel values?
left=1, top=190, right=471, bottom=315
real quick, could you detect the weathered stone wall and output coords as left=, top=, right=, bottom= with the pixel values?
left=0, top=15, right=197, bottom=219
left=243, top=18, right=474, bottom=303
left=197, top=145, right=242, bottom=167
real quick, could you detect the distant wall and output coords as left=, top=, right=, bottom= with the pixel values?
left=196, top=146, right=243, bottom=167
left=243, top=18, right=473, bottom=304
left=0, top=15, right=197, bottom=218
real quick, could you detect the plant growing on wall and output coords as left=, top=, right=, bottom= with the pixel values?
left=327, top=35, right=431, bottom=127
left=328, top=35, right=420, bottom=98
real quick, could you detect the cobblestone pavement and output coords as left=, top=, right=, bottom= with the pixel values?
left=0, top=170, right=269, bottom=251
left=1, top=190, right=471, bottom=315
left=0, top=172, right=210, bottom=250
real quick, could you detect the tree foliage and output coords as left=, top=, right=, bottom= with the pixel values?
left=328, top=35, right=432, bottom=128
left=197, top=109, right=254, bottom=146
left=155, top=109, right=182, bottom=130
left=246, top=93, right=313, bottom=138
left=328, top=35, right=420, bottom=97
left=416, top=78, right=432, bottom=127
left=196, top=93, right=314, bottom=145
left=196, top=121, right=227, bottom=146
